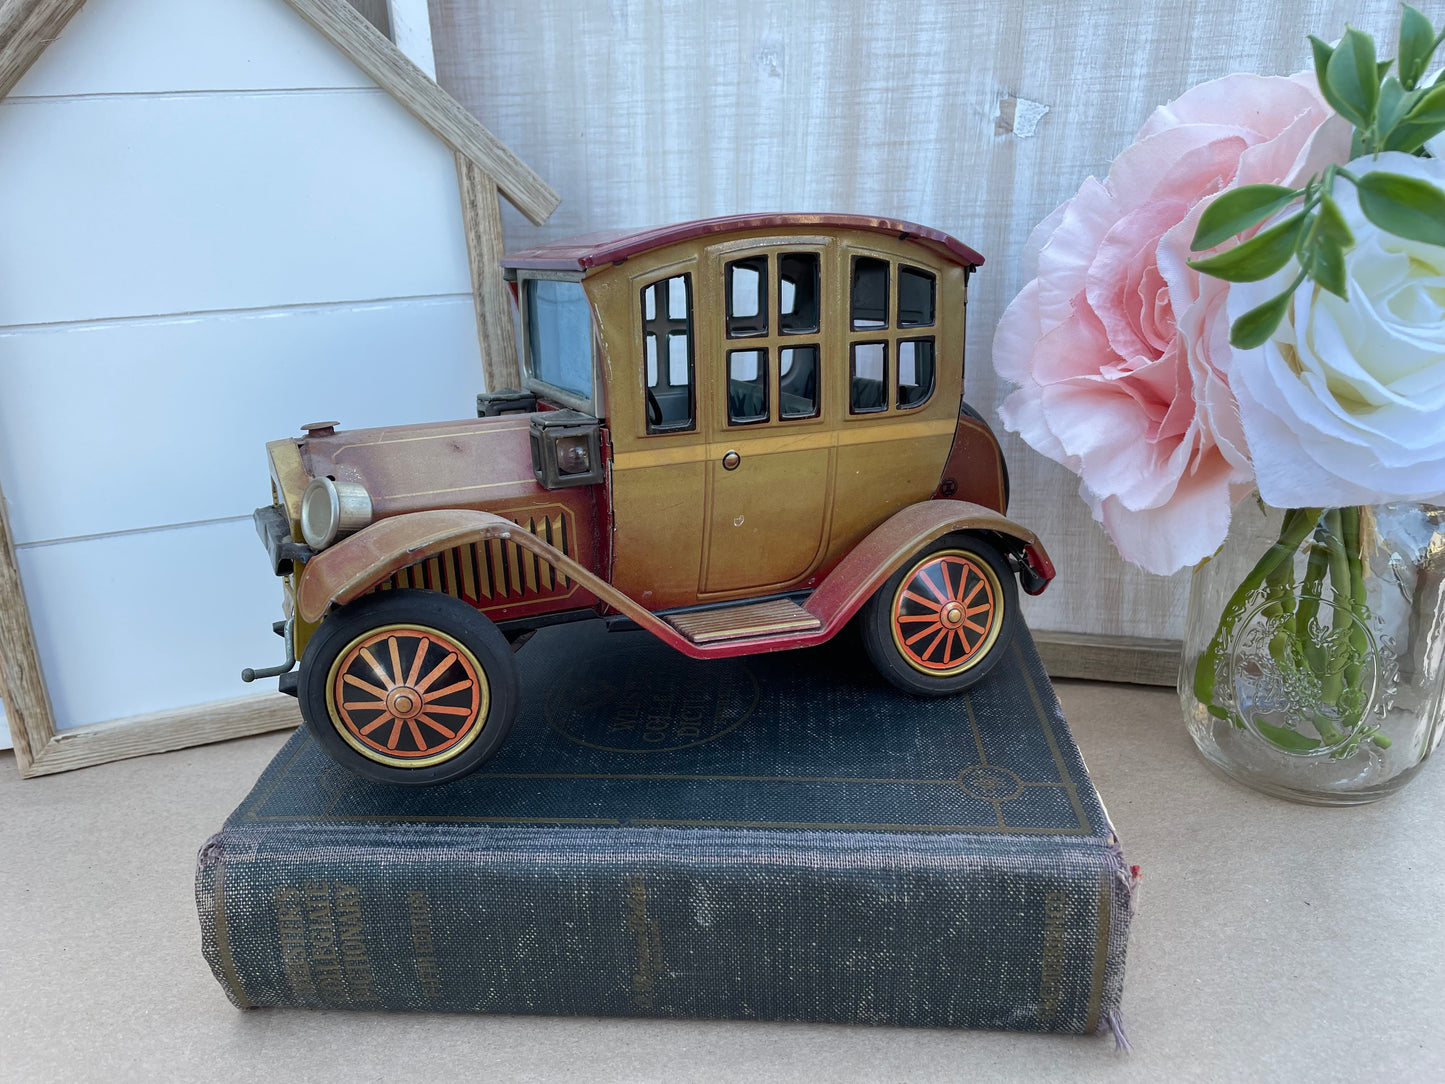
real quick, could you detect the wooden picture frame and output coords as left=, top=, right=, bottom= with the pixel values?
left=0, top=483, right=302, bottom=776
left=0, top=0, right=557, bottom=777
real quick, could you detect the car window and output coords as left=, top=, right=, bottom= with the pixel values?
left=779, top=345, right=819, bottom=419
left=779, top=253, right=820, bottom=334
left=897, top=338, right=935, bottom=408
left=898, top=267, right=936, bottom=328
left=727, top=349, right=768, bottom=423
left=641, top=274, right=695, bottom=432
left=848, top=258, right=937, bottom=415
left=851, top=257, right=889, bottom=331
left=726, top=257, right=768, bottom=338
left=850, top=341, right=888, bottom=413
left=722, top=251, right=823, bottom=426
left=526, top=279, right=594, bottom=400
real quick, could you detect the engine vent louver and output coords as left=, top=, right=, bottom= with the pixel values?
left=375, top=512, right=573, bottom=605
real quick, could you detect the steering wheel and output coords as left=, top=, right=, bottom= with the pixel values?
left=646, top=389, right=663, bottom=427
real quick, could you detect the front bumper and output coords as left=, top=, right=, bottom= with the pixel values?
left=253, top=504, right=315, bottom=576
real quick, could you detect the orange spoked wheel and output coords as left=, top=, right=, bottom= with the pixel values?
left=892, top=552, right=1001, bottom=675
left=299, top=590, right=519, bottom=785
left=862, top=534, right=1018, bottom=696
left=329, top=625, right=486, bottom=767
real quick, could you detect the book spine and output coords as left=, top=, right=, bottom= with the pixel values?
left=197, top=824, right=1131, bottom=1033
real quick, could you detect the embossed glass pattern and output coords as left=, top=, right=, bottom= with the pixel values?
left=1180, top=502, right=1445, bottom=804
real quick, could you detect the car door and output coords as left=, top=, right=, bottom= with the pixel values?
left=699, top=242, right=835, bottom=596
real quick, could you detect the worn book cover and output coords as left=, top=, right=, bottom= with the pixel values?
left=197, top=621, right=1134, bottom=1037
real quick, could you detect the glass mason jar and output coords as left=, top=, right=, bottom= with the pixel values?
left=1180, top=501, right=1445, bottom=804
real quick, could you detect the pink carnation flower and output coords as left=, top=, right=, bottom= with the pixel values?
left=993, top=74, right=1350, bottom=574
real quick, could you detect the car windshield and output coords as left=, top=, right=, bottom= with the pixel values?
left=526, top=279, right=594, bottom=401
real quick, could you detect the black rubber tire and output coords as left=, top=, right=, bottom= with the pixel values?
left=298, top=590, right=520, bottom=786
left=861, top=533, right=1019, bottom=697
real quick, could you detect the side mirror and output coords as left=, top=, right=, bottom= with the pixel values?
left=529, top=410, right=604, bottom=489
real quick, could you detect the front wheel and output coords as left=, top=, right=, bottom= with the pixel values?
left=861, top=534, right=1019, bottom=696
left=298, top=590, right=520, bottom=785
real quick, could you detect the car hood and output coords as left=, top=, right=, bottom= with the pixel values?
left=295, top=415, right=549, bottom=520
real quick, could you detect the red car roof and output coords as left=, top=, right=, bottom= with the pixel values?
left=501, top=213, right=985, bottom=272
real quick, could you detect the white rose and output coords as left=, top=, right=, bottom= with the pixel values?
left=1227, top=151, right=1445, bottom=507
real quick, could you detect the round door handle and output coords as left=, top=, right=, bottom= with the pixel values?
left=722, top=450, right=741, bottom=471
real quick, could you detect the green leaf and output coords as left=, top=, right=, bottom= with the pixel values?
left=1191, top=184, right=1301, bottom=251
left=1384, top=119, right=1445, bottom=153
left=1312, top=36, right=1358, bottom=124
left=1254, top=719, right=1324, bottom=753
left=1229, top=285, right=1296, bottom=349
left=1310, top=35, right=1336, bottom=87
left=1356, top=170, right=1445, bottom=247
left=1316, top=192, right=1354, bottom=246
left=1302, top=236, right=1349, bottom=298
left=1326, top=27, right=1380, bottom=129
left=1188, top=213, right=1305, bottom=282
left=1384, top=82, right=1445, bottom=151
left=1376, top=77, right=1410, bottom=135
left=1403, top=81, right=1445, bottom=124
left=1398, top=4, right=1436, bottom=90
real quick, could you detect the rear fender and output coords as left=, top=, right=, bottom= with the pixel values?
left=805, top=499, right=1055, bottom=629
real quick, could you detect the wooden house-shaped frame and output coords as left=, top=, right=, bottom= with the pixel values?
left=0, top=0, right=559, bottom=777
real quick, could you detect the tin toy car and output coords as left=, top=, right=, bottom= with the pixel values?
left=242, top=214, right=1055, bottom=785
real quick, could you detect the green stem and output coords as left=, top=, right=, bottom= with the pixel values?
left=1194, top=508, right=1322, bottom=721
left=1336, top=507, right=1389, bottom=752
left=1296, top=518, right=1330, bottom=662
left=1264, top=511, right=1303, bottom=666
left=1312, top=509, right=1353, bottom=747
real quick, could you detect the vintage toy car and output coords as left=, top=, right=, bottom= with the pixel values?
left=243, top=213, right=1055, bottom=785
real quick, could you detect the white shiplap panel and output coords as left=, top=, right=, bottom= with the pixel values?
left=9, top=0, right=374, bottom=98
left=386, top=0, right=438, bottom=78
left=432, top=0, right=1406, bottom=641
left=0, top=89, right=472, bottom=327
left=0, top=296, right=486, bottom=547
left=15, top=519, right=290, bottom=730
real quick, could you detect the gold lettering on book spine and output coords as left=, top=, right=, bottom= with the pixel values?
left=304, top=880, right=348, bottom=1003
left=275, top=885, right=317, bottom=1000
left=334, top=884, right=379, bottom=1004
left=1037, top=889, right=1068, bottom=1023
left=624, top=875, right=663, bottom=1011
left=408, top=890, right=442, bottom=998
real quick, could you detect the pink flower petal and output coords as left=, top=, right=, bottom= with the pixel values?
left=992, top=72, right=1346, bottom=573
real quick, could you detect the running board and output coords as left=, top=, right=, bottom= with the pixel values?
left=665, top=599, right=822, bottom=644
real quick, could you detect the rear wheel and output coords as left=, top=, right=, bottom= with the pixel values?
left=861, top=534, right=1018, bottom=696
left=298, top=590, right=520, bottom=785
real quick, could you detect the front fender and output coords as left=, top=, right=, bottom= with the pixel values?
left=295, top=510, right=669, bottom=636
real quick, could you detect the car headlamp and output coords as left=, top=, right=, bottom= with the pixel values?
left=300, top=477, right=374, bottom=549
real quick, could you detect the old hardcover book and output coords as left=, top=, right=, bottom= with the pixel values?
left=197, top=621, right=1134, bottom=1037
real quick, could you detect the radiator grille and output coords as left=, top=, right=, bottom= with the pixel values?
left=375, top=511, right=574, bottom=605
